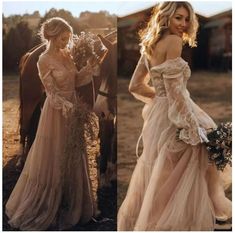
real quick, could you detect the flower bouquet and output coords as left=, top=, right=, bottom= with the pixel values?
left=70, top=31, right=107, bottom=71
left=205, top=122, right=232, bottom=171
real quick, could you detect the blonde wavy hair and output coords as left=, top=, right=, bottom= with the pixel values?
left=39, top=17, right=73, bottom=43
left=139, top=2, right=199, bottom=58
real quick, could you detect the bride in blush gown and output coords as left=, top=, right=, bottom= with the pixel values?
left=118, top=2, right=231, bottom=231
left=6, top=17, right=100, bottom=230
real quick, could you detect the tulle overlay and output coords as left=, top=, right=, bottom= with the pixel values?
left=6, top=52, right=99, bottom=230
left=118, top=57, right=232, bottom=231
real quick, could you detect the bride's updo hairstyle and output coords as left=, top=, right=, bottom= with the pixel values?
left=139, top=1, right=199, bottom=59
left=39, top=17, right=73, bottom=43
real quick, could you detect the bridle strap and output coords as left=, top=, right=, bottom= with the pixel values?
left=91, top=77, right=96, bottom=106
left=98, top=90, right=116, bottom=99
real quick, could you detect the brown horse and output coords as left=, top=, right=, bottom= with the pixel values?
left=18, top=33, right=117, bottom=176
left=93, top=34, right=117, bottom=186
left=19, top=43, right=46, bottom=157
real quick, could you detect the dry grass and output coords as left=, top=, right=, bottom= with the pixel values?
left=3, top=76, right=21, bottom=166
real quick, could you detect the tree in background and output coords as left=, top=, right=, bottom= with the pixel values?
left=3, top=8, right=117, bottom=73
left=3, top=21, right=32, bottom=73
left=3, top=9, right=79, bottom=73
left=39, top=8, right=81, bottom=34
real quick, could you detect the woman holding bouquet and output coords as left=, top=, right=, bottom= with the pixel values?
left=118, top=2, right=231, bottom=231
left=6, top=17, right=100, bottom=230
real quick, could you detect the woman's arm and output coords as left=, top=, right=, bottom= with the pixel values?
left=163, top=35, right=208, bottom=145
left=129, top=54, right=156, bottom=103
left=37, top=56, right=73, bottom=118
left=75, top=59, right=100, bottom=87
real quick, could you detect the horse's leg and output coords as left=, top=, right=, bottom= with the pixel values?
left=16, top=103, right=42, bottom=171
left=99, top=119, right=114, bottom=187
left=16, top=98, right=43, bottom=170
left=26, top=102, right=42, bottom=153
left=17, top=101, right=34, bottom=170
left=109, top=119, right=117, bottom=181
left=99, top=119, right=110, bottom=174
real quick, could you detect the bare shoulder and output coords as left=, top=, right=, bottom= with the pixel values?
left=164, top=35, right=183, bottom=59
left=165, top=34, right=183, bottom=44
left=38, top=52, right=50, bottom=66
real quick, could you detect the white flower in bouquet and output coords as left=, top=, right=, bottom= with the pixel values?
left=70, top=31, right=107, bottom=71
left=206, top=122, right=232, bottom=171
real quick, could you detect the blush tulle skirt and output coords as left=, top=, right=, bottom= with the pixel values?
left=118, top=96, right=231, bottom=231
left=5, top=97, right=95, bottom=230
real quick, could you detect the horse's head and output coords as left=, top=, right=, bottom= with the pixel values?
left=93, top=32, right=117, bottom=120
left=77, top=32, right=117, bottom=114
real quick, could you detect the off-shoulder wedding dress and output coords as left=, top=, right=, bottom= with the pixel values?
left=6, top=51, right=99, bottom=230
left=118, top=55, right=231, bottom=231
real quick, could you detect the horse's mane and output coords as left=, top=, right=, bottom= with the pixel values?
left=19, top=43, right=46, bottom=75
left=19, top=43, right=46, bottom=147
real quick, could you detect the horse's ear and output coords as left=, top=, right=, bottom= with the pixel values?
left=97, top=34, right=112, bottom=49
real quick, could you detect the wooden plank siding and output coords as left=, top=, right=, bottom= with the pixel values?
left=118, top=7, right=232, bottom=75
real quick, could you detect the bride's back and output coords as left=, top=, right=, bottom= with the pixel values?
left=149, top=35, right=182, bottom=68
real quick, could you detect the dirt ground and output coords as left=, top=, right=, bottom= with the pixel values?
left=3, top=75, right=116, bottom=231
left=117, top=71, right=232, bottom=220
left=2, top=71, right=232, bottom=229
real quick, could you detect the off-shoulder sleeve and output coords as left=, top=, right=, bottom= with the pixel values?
left=129, top=54, right=156, bottom=103
left=75, top=62, right=100, bottom=87
left=37, top=56, right=73, bottom=118
left=162, top=58, right=208, bottom=145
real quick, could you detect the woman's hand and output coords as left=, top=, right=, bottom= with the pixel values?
left=88, top=56, right=99, bottom=67
left=62, top=100, right=74, bottom=118
left=87, top=56, right=101, bottom=76
left=176, top=128, right=183, bottom=142
left=93, top=94, right=115, bottom=120
left=198, top=127, right=209, bottom=143
left=176, top=127, right=209, bottom=144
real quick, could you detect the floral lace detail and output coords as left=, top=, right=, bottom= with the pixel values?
left=150, top=57, right=189, bottom=75
left=130, top=55, right=204, bottom=145
left=146, top=57, right=202, bottom=145
left=162, top=59, right=201, bottom=145
left=37, top=53, right=100, bottom=118
left=150, top=76, right=166, bottom=97
left=37, top=56, right=74, bottom=118
left=146, top=57, right=191, bottom=98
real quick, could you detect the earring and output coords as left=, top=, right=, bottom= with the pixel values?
left=167, top=20, right=170, bottom=27
left=162, top=21, right=169, bottom=30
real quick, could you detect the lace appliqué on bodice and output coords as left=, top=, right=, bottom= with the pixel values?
left=130, top=55, right=208, bottom=146
left=149, top=57, right=191, bottom=98
left=149, top=57, right=206, bottom=145
left=37, top=53, right=99, bottom=118
left=37, top=55, right=76, bottom=118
